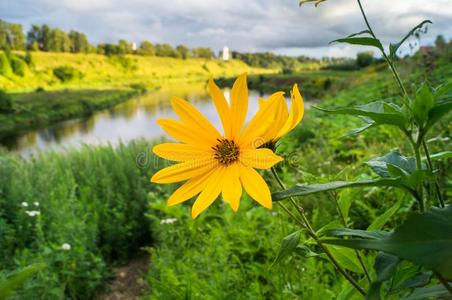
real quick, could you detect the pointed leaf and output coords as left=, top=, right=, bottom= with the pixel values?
left=412, top=83, right=434, bottom=126
left=426, top=99, right=452, bottom=132
left=272, top=178, right=404, bottom=201
left=327, top=245, right=364, bottom=274
left=367, top=150, right=417, bottom=178
left=272, top=230, right=301, bottom=266
left=323, top=206, right=452, bottom=278
left=332, top=37, right=384, bottom=52
left=368, top=199, right=402, bottom=231
left=315, top=101, right=407, bottom=129
left=401, top=285, right=449, bottom=300
left=0, top=263, right=45, bottom=299
left=425, top=151, right=452, bottom=161
left=326, top=228, right=389, bottom=239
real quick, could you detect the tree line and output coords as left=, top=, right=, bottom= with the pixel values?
left=0, top=19, right=215, bottom=59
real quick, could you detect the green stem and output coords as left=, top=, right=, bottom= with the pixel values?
left=413, top=142, right=425, bottom=212
left=270, top=167, right=366, bottom=296
left=422, top=140, right=445, bottom=208
left=356, top=0, right=409, bottom=104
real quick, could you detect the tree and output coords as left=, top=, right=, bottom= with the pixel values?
left=47, top=28, right=71, bottom=52
left=356, top=51, right=374, bottom=68
left=138, top=41, right=155, bottom=56
left=192, top=47, right=214, bottom=59
left=0, top=19, right=25, bottom=50
left=117, top=39, right=132, bottom=55
left=68, top=31, right=90, bottom=53
left=176, top=45, right=189, bottom=59
left=435, top=35, right=446, bottom=49
left=155, top=43, right=178, bottom=58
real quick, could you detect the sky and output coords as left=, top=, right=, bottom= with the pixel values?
left=1, top=0, right=451, bottom=58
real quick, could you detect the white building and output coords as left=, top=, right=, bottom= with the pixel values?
left=131, top=42, right=137, bottom=51
left=222, top=46, right=229, bottom=61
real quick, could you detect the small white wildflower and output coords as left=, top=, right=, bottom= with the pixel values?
left=34, top=202, right=39, bottom=206
left=61, top=243, right=71, bottom=251
left=25, top=210, right=40, bottom=217
left=21, top=202, right=28, bottom=207
left=160, top=218, right=177, bottom=225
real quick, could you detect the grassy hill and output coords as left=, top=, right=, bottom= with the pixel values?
left=0, top=52, right=275, bottom=92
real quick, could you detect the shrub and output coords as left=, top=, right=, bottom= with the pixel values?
left=0, top=140, right=160, bottom=299
left=0, top=52, right=13, bottom=77
left=10, top=56, right=27, bottom=77
left=0, top=90, right=13, bottom=113
left=53, top=66, right=82, bottom=82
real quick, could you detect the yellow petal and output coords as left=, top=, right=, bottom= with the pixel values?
left=222, top=163, right=242, bottom=212
left=191, top=167, right=224, bottom=218
left=167, top=169, right=215, bottom=206
left=208, top=78, right=231, bottom=137
left=240, top=148, right=283, bottom=169
left=151, top=158, right=216, bottom=184
left=276, top=84, right=304, bottom=139
left=239, top=164, right=272, bottom=209
left=171, top=97, right=221, bottom=144
left=230, top=73, right=248, bottom=137
left=153, top=143, right=211, bottom=162
left=238, top=92, right=284, bottom=148
left=156, top=119, right=212, bottom=146
left=263, top=93, right=289, bottom=141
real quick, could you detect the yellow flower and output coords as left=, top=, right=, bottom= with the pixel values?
left=258, top=83, right=304, bottom=143
left=151, top=74, right=285, bottom=218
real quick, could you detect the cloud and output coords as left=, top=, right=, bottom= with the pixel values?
left=1, top=0, right=451, bottom=57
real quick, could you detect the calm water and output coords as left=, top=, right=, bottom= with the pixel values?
left=1, top=86, right=274, bottom=156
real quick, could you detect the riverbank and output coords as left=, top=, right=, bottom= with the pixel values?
left=0, top=89, right=141, bottom=138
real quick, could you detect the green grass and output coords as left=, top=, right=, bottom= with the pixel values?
left=0, top=89, right=139, bottom=138
left=0, top=52, right=275, bottom=92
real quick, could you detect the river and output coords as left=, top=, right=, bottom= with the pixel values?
left=0, top=85, right=276, bottom=156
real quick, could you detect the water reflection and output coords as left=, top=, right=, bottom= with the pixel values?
left=1, top=84, right=271, bottom=156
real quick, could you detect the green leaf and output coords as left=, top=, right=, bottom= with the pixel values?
left=345, top=30, right=372, bottom=38
left=434, top=81, right=452, bottom=99
left=331, top=37, right=383, bottom=52
left=315, top=101, right=407, bottom=130
left=0, top=263, right=45, bottom=300
left=326, top=228, right=389, bottom=240
left=425, top=99, right=452, bottom=132
left=272, top=178, right=404, bottom=201
left=424, top=151, right=452, bottom=161
left=375, top=252, right=400, bottom=282
left=272, top=230, right=301, bottom=266
left=389, top=20, right=432, bottom=59
left=401, top=285, right=449, bottom=300
left=393, top=272, right=432, bottom=291
left=368, top=199, right=402, bottom=231
left=323, top=206, right=452, bottom=279
left=366, top=253, right=400, bottom=300
left=327, top=245, right=364, bottom=274
left=340, top=121, right=376, bottom=138
left=337, top=189, right=352, bottom=221
left=412, top=83, right=435, bottom=126
left=367, top=150, right=417, bottom=178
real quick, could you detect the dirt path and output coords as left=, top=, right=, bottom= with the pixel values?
left=100, top=254, right=149, bottom=300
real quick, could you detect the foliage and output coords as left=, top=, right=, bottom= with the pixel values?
left=9, top=55, right=27, bottom=77
left=356, top=51, right=374, bottom=68
left=0, top=140, right=157, bottom=299
left=0, top=52, right=12, bottom=77
left=273, top=1, right=452, bottom=299
left=0, top=90, right=13, bottom=113
left=138, top=41, right=156, bottom=56
left=0, top=19, right=25, bottom=51
left=53, top=65, right=82, bottom=82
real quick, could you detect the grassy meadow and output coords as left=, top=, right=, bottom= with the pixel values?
left=0, top=41, right=450, bottom=299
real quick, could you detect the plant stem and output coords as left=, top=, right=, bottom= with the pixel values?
left=413, top=143, right=425, bottom=212
left=422, top=140, right=445, bottom=208
left=435, top=272, right=452, bottom=296
left=356, top=0, right=409, bottom=103
left=270, top=167, right=366, bottom=296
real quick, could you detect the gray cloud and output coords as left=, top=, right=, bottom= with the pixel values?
left=1, top=0, right=451, bottom=57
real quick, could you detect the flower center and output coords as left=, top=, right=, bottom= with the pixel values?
left=212, top=138, right=239, bottom=165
